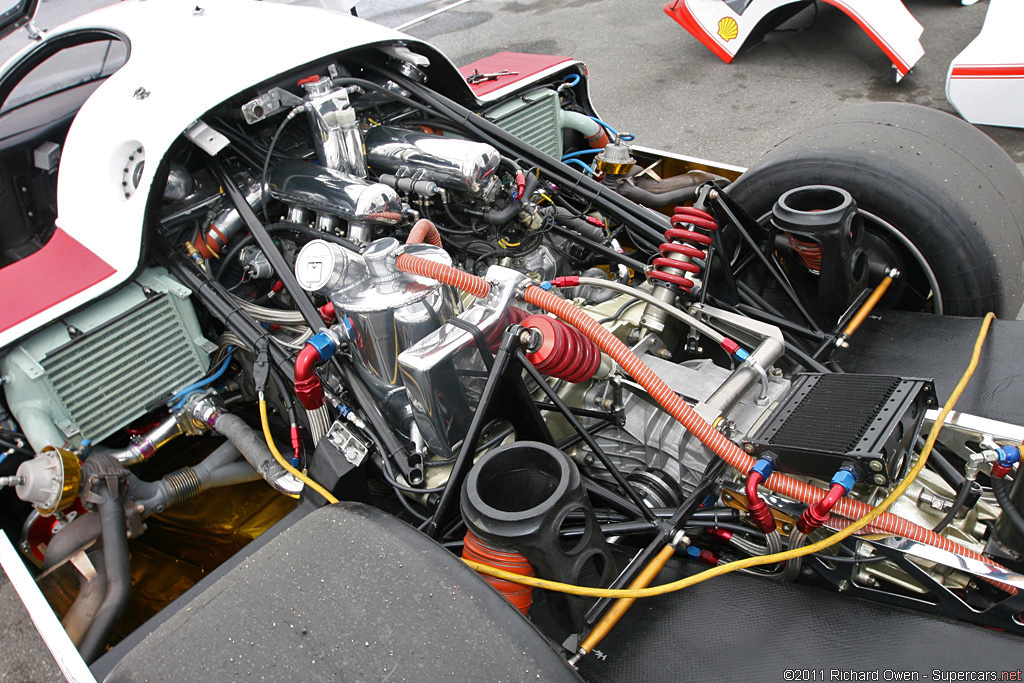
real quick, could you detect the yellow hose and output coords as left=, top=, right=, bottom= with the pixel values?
left=464, top=312, right=996, bottom=598
left=258, top=396, right=339, bottom=504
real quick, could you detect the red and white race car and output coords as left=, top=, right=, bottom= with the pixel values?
left=1, top=1, right=1023, bottom=681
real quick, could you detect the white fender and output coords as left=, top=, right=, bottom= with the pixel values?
left=946, top=0, right=1024, bottom=129
left=0, top=0, right=420, bottom=346
left=663, top=0, right=924, bottom=81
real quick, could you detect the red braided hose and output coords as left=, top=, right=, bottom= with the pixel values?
left=396, top=253, right=491, bottom=299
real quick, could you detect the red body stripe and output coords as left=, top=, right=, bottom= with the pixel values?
left=951, top=64, right=1024, bottom=79
left=820, top=0, right=911, bottom=76
left=663, top=1, right=735, bottom=64
left=0, top=228, right=115, bottom=332
left=459, top=51, right=574, bottom=97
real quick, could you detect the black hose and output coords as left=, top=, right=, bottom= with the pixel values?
left=614, top=180, right=700, bottom=209
left=932, top=479, right=975, bottom=534
left=993, top=477, right=1024, bottom=539
left=78, top=480, right=131, bottom=663
left=213, top=412, right=288, bottom=486
left=923, top=439, right=967, bottom=488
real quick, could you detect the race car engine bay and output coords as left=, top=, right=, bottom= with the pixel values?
left=1, top=37, right=1023, bottom=670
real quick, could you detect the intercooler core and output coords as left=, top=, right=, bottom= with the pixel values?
left=745, top=373, right=935, bottom=485
left=1, top=268, right=212, bottom=451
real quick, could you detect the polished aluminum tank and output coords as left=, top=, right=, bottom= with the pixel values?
left=294, top=238, right=459, bottom=390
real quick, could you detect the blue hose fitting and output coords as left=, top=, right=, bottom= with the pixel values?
left=307, top=331, right=338, bottom=362
left=831, top=466, right=858, bottom=495
left=750, top=456, right=774, bottom=480
left=997, top=445, right=1021, bottom=468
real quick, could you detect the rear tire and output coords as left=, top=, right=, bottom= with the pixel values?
left=727, top=102, right=1024, bottom=318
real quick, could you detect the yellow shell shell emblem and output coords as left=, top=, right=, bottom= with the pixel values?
left=718, top=16, right=739, bottom=42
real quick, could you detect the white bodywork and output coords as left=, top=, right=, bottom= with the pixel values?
left=946, top=0, right=1024, bottom=129
left=663, top=0, right=924, bottom=81
left=0, top=0, right=420, bottom=347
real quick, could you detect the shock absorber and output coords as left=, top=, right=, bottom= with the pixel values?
left=640, top=206, right=719, bottom=333
left=649, top=206, right=719, bottom=293
left=520, top=314, right=602, bottom=383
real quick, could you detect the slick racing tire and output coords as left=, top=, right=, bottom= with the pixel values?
left=726, top=102, right=1024, bottom=318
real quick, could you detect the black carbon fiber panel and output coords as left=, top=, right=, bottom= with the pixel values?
left=580, top=560, right=1022, bottom=683
left=835, top=311, right=1024, bottom=425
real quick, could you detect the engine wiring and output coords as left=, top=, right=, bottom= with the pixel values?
left=462, top=312, right=1000, bottom=599
left=258, top=394, right=338, bottom=504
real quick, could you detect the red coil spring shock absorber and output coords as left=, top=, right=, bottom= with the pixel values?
left=521, top=314, right=602, bottom=383
left=482, top=306, right=529, bottom=353
left=648, top=206, right=719, bottom=295
left=462, top=531, right=535, bottom=615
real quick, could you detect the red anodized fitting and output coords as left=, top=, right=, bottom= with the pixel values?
left=746, top=470, right=778, bottom=535
left=521, top=314, right=602, bottom=383
left=462, top=531, right=535, bottom=615
left=293, top=345, right=324, bottom=410
left=648, top=206, right=719, bottom=294
left=318, top=302, right=336, bottom=325
left=797, top=482, right=848, bottom=535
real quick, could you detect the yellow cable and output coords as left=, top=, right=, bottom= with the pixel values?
left=464, top=313, right=997, bottom=598
left=258, top=396, right=339, bottom=504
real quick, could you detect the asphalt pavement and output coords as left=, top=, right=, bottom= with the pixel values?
left=2, top=0, right=1023, bottom=681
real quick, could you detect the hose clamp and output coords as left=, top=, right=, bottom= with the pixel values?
left=178, top=391, right=223, bottom=435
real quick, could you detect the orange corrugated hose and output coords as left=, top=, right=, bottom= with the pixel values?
left=406, top=218, right=444, bottom=247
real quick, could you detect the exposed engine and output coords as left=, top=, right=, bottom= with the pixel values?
left=2, top=41, right=1022, bottom=666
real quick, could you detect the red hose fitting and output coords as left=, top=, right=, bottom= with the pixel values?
left=550, top=276, right=579, bottom=288
left=522, top=314, right=602, bottom=383
left=706, top=527, right=732, bottom=542
left=992, top=464, right=1012, bottom=479
left=720, top=338, right=741, bottom=357
left=798, top=483, right=848, bottom=535
left=462, top=531, right=535, bottom=615
left=294, top=345, right=324, bottom=410
left=514, top=171, right=527, bottom=200
left=746, top=471, right=778, bottom=534
left=318, top=302, right=336, bottom=325
left=290, top=425, right=302, bottom=459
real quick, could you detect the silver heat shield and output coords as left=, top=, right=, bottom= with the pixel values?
left=364, top=126, right=500, bottom=197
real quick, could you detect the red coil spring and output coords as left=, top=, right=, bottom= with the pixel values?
left=648, top=206, right=719, bottom=294
left=786, top=233, right=823, bottom=272
left=483, top=306, right=529, bottom=353
left=462, top=531, right=535, bottom=615
left=521, top=314, right=601, bottom=383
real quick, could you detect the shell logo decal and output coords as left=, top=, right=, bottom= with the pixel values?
left=718, top=16, right=739, bottom=42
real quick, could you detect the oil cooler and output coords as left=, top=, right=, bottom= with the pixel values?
left=1, top=267, right=214, bottom=452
